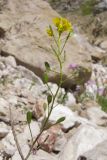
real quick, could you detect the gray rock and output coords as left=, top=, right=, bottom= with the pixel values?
left=18, top=121, right=40, bottom=142
left=12, top=149, right=58, bottom=160
left=86, top=107, right=107, bottom=126
left=100, top=40, right=107, bottom=50
left=0, top=156, right=2, bottom=160
left=0, top=98, right=9, bottom=116
left=1, top=131, right=16, bottom=156
left=48, top=104, right=96, bottom=131
left=0, top=122, right=9, bottom=139
left=94, top=0, right=107, bottom=13
left=0, top=0, right=92, bottom=88
left=60, top=124, right=107, bottom=160
left=81, top=140, right=107, bottom=160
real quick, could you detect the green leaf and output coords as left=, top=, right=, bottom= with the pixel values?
left=97, top=95, right=107, bottom=112
left=43, top=72, right=48, bottom=83
left=26, top=111, right=32, bottom=124
left=47, top=94, right=52, bottom=104
left=56, top=117, right=65, bottom=124
left=43, top=103, right=47, bottom=111
left=45, top=62, right=50, bottom=71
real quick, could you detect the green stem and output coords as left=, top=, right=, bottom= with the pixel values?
left=60, top=31, right=71, bottom=54
left=28, top=124, right=33, bottom=144
left=25, top=30, right=64, bottom=160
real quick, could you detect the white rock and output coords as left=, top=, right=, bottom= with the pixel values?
left=87, top=107, right=107, bottom=126
left=65, top=92, right=76, bottom=107
left=0, top=122, right=9, bottom=139
left=17, top=66, right=43, bottom=85
left=85, top=64, right=107, bottom=98
left=54, top=134, right=67, bottom=152
left=1, top=131, right=16, bottom=156
left=47, top=83, right=76, bottom=107
left=12, top=149, right=58, bottom=160
left=12, top=144, right=29, bottom=160
left=14, top=78, right=33, bottom=90
left=100, top=40, right=107, bottom=50
left=7, top=96, right=18, bottom=105
left=0, top=157, right=2, bottom=160
left=48, top=104, right=96, bottom=130
left=0, top=98, right=9, bottom=116
left=60, top=124, right=107, bottom=160
left=82, top=140, right=107, bottom=160
left=36, top=150, right=58, bottom=160
left=18, top=121, right=40, bottom=143
left=6, top=56, right=16, bottom=67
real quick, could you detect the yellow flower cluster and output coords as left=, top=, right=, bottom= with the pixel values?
left=47, top=17, right=73, bottom=36
left=47, top=26, right=53, bottom=37
left=53, top=17, right=72, bottom=33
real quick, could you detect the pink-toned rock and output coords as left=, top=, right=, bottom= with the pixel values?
left=32, top=99, right=46, bottom=120
left=38, top=125, right=61, bottom=152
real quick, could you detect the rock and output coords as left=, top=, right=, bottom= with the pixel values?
left=0, top=157, right=2, bottom=160
left=1, top=131, right=16, bottom=156
left=0, top=27, right=5, bottom=38
left=54, top=132, right=67, bottom=152
left=38, top=125, right=61, bottom=152
left=3, top=121, right=40, bottom=158
left=47, top=83, right=76, bottom=106
left=59, top=124, right=107, bottom=160
left=4, top=56, right=17, bottom=68
left=32, top=98, right=46, bottom=120
left=45, top=0, right=84, bottom=12
left=65, top=92, right=76, bottom=107
left=80, top=140, right=107, bottom=160
left=100, top=40, right=107, bottom=50
left=19, top=121, right=40, bottom=142
left=12, top=149, right=58, bottom=160
left=86, top=107, right=107, bottom=126
left=0, top=122, right=9, bottom=139
left=0, top=98, right=9, bottom=116
left=12, top=144, right=29, bottom=160
left=85, top=64, right=107, bottom=98
left=0, top=0, right=92, bottom=88
left=48, top=104, right=96, bottom=131
left=94, top=0, right=107, bottom=14
left=91, top=46, right=106, bottom=61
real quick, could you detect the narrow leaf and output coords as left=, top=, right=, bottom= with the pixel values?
left=47, top=94, right=52, bottom=104
left=45, top=62, right=50, bottom=71
left=27, top=111, right=32, bottom=124
left=43, top=72, right=48, bottom=83
left=56, top=117, right=65, bottom=124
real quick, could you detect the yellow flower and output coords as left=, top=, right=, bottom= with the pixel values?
left=53, top=17, right=73, bottom=34
left=46, top=26, right=53, bottom=37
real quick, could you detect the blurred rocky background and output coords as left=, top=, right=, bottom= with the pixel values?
left=0, top=0, right=107, bottom=160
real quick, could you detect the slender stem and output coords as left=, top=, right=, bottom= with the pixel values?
left=53, top=32, right=59, bottom=49
left=60, top=31, right=71, bottom=54
left=62, top=73, right=75, bottom=83
left=28, top=124, right=33, bottom=144
left=49, top=69, right=60, bottom=74
left=25, top=33, right=63, bottom=160
left=46, top=83, right=54, bottom=97
left=9, top=106, right=25, bottom=160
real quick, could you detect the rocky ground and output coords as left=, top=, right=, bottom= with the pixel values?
left=0, top=0, right=107, bottom=160
left=0, top=54, right=107, bottom=160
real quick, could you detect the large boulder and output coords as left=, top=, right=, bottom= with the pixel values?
left=81, top=140, right=107, bottom=160
left=94, top=0, right=107, bottom=14
left=0, top=0, right=92, bottom=88
left=59, top=124, right=107, bottom=160
left=45, top=0, right=84, bottom=12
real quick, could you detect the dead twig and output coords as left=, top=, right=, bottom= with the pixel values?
left=9, top=105, right=25, bottom=160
